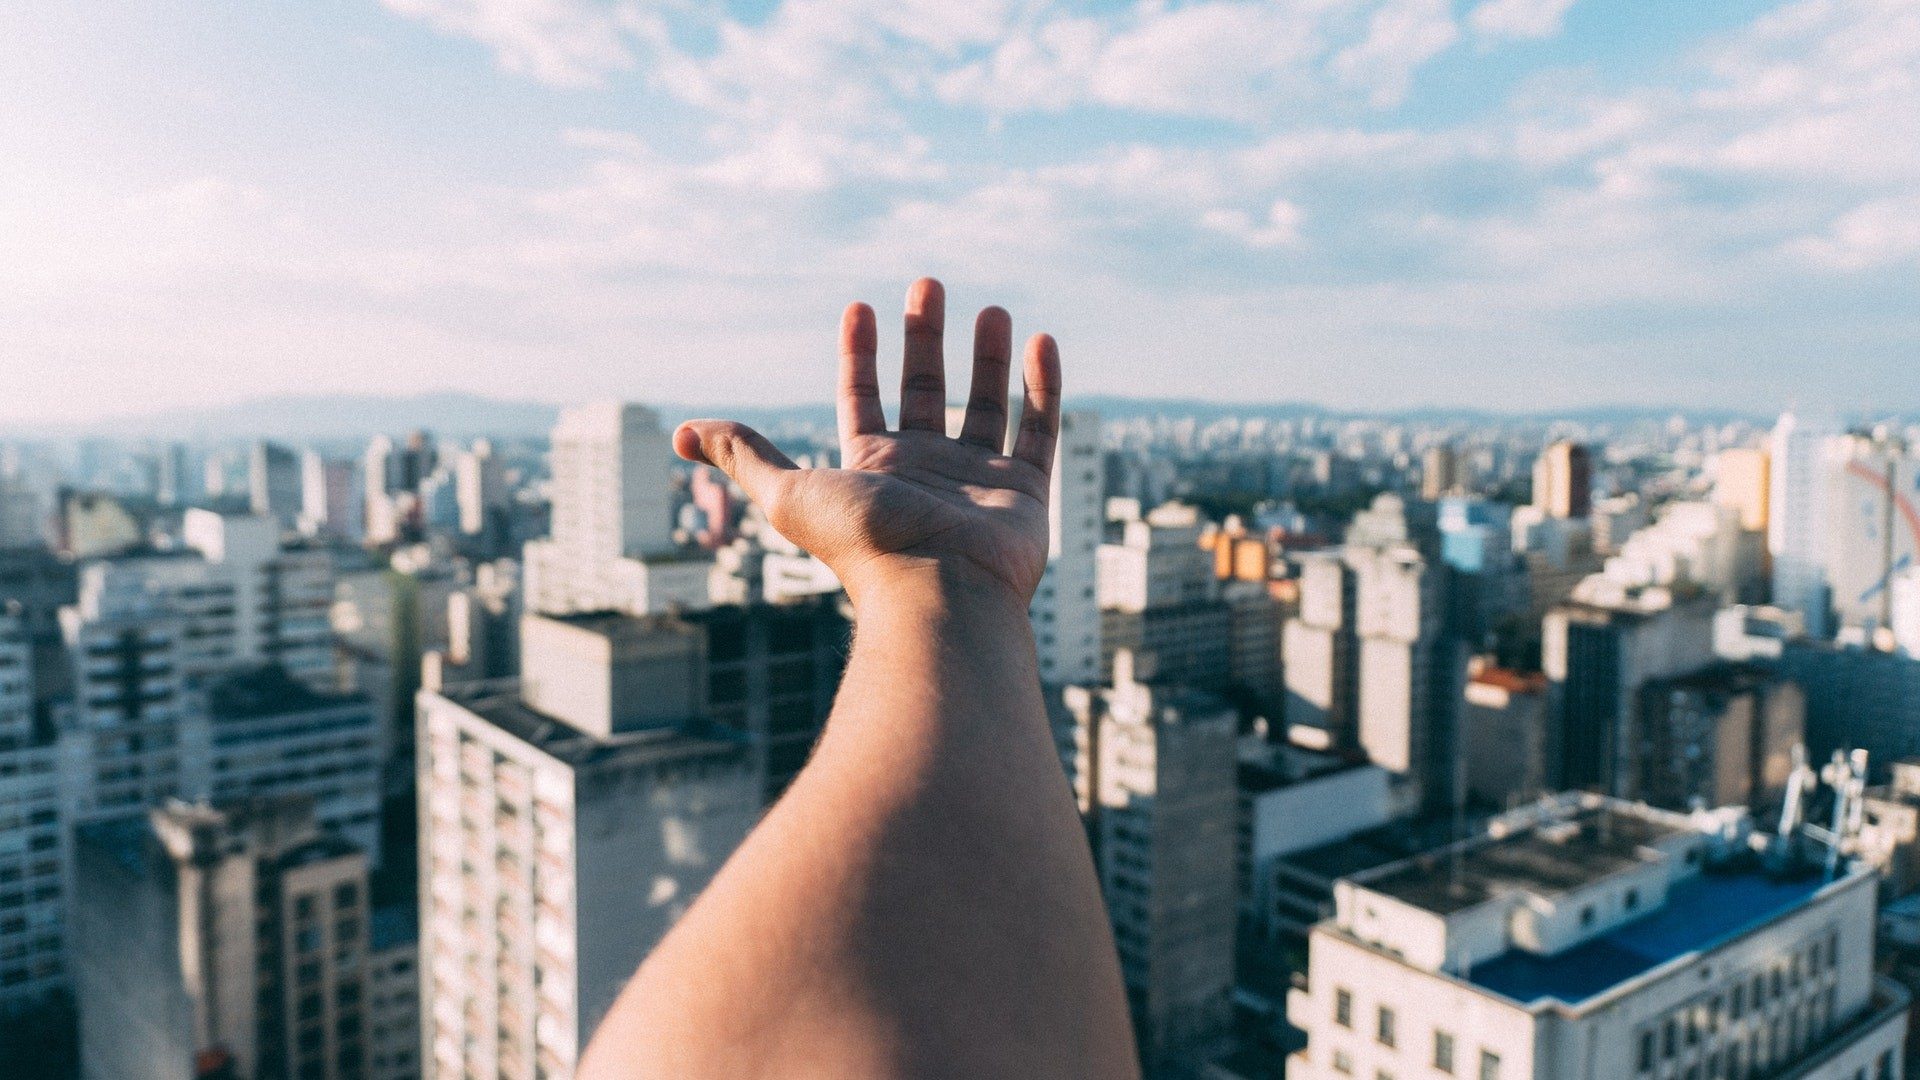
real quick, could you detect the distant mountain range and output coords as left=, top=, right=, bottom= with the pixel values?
left=3, top=391, right=1777, bottom=442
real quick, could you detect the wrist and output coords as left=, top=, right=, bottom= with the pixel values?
left=841, top=558, right=1031, bottom=624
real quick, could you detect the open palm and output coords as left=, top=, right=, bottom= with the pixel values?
left=673, top=279, right=1062, bottom=603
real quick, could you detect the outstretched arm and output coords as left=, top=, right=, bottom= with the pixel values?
left=578, top=279, right=1136, bottom=1079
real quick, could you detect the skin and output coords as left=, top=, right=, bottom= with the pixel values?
left=577, top=278, right=1138, bottom=1079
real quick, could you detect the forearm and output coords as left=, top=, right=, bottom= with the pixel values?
left=582, top=568, right=1136, bottom=1079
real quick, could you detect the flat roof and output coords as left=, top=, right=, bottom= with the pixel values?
left=443, top=683, right=746, bottom=769
left=1282, top=813, right=1466, bottom=882
left=1467, top=865, right=1831, bottom=1006
left=1362, top=807, right=1681, bottom=915
left=1238, top=743, right=1371, bottom=795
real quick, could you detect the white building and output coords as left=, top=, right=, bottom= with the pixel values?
left=1602, top=501, right=1766, bottom=602
left=1350, top=543, right=1462, bottom=812
left=417, top=611, right=759, bottom=1080
left=71, top=509, right=336, bottom=690
left=454, top=438, right=508, bottom=538
left=1769, top=413, right=1839, bottom=639
left=1097, top=502, right=1216, bottom=613
left=300, top=450, right=362, bottom=541
left=524, top=402, right=713, bottom=616
left=58, top=576, right=204, bottom=823
left=1287, top=796, right=1907, bottom=1080
left=1036, top=410, right=1104, bottom=686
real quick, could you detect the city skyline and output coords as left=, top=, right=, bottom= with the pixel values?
left=6, top=0, right=1919, bottom=425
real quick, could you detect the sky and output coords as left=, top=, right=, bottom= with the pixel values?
left=1, top=0, right=1916, bottom=426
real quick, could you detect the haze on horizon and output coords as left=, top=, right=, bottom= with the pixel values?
left=3, top=0, right=1916, bottom=427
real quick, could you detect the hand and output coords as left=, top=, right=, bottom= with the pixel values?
left=673, top=278, right=1062, bottom=608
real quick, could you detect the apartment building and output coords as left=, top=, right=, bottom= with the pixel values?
left=1288, top=796, right=1907, bottom=1080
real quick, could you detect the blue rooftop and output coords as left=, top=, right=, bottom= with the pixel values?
left=1467, top=868, right=1830, bottom=1007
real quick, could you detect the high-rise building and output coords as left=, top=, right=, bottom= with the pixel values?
left=1531, top=440, right=1592, bottom=519
left=1097, top=503, right=1216, bottom=613
left=1236, top=734, right=1393, bottom=942
left=453, top=439, right=507, bottom=540
left=73, top=797, right=375, bottom=1080
left=155, top=441, right=192, bottom=507
left=1542, top=587, right=1717, bottom=796
left=1421, top=444, right=1460, bottom=502
left=300, top=450, right=361, bottom=541
left=1065, top=652, right=1238, bottom=1076
left=523, top=402, right=711, bottom=616
left=1286, top=796, right=1908, bottom=1080
left=1823, top=432, right=1920, bottom=636
left=683, top=597, right=849, bottom=801
left=1350, top=542, right=1465, bottom=813
left=1714, top=446, right=1771, bottom=534
left=1636, top=664, right=1804, bottom=812
left=0, top=615, right=65, bottom=1012
left=57, top=577, right=202, bottom=823
left=1771, top=639, right=1920, bottom=771
left=250, top=440, right=303, bottom=530
left=205, top=664, right=384, bottom=864
left=0, top=547, right=76, bottom=708
left=417, top=612, right=760, bottom=1080
left=0, top=471, right=47, bottom=549
left=366, top=906, right=420, bottom=1080
left=1769, top=412, right=1839, bottom=639
left=1462, top=662, right=1550, bottom=809
left=1894, top=566, right=1920, bottom=658
left=74, top=510, right=337, bottom=690
left=1282, top=551, right=1359, bottom=744
left=1600, top=500, right=1768, bottom=603
left=1037, top=410, right=1104, bottom=686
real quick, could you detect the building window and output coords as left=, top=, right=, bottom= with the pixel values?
left=1625, top=887, right=1640, bottom=910
left=1435, top=1030, right=1455, bottom=1073
left=1333, top=1049, right=1353, bottom=1074
left=1377, top=1005, right=1396, bottom=1048
left=1638, top=1030, right=1655, bottom=1072
left=1479, top=1050, right=1500, bottom=1080
left=1581, top=905, right=1595, bottom=927
left=1335, top=987, right=1352, bottom=1028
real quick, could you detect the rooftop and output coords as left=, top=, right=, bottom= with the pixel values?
left=545, top=609, right=688, bottom=637
left=441, top=681, right=747, bottom=769
left=1362, top=806, right=1683, bottom=916
left=1466, top=863, right=1831, bottom=1006
left=1238, top=741, right=1371, bottom=795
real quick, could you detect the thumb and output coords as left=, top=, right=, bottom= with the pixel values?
left=673, top=420, right=800, bottom=508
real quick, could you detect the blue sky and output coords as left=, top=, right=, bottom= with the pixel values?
left=2, top=0, right=1915, bottom=424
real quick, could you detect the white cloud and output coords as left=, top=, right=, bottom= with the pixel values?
left=939, top=0, right=1465, bottom=122
left=1468, top=0, right=1577, bottom=42
left=1200, top=199, right=1304, bottom=248
left=379, top=0, right=656, bottom=86
left=1330, top=0, right=1460, bottom=107
left=1788, top=195, right=1920, bottom=270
